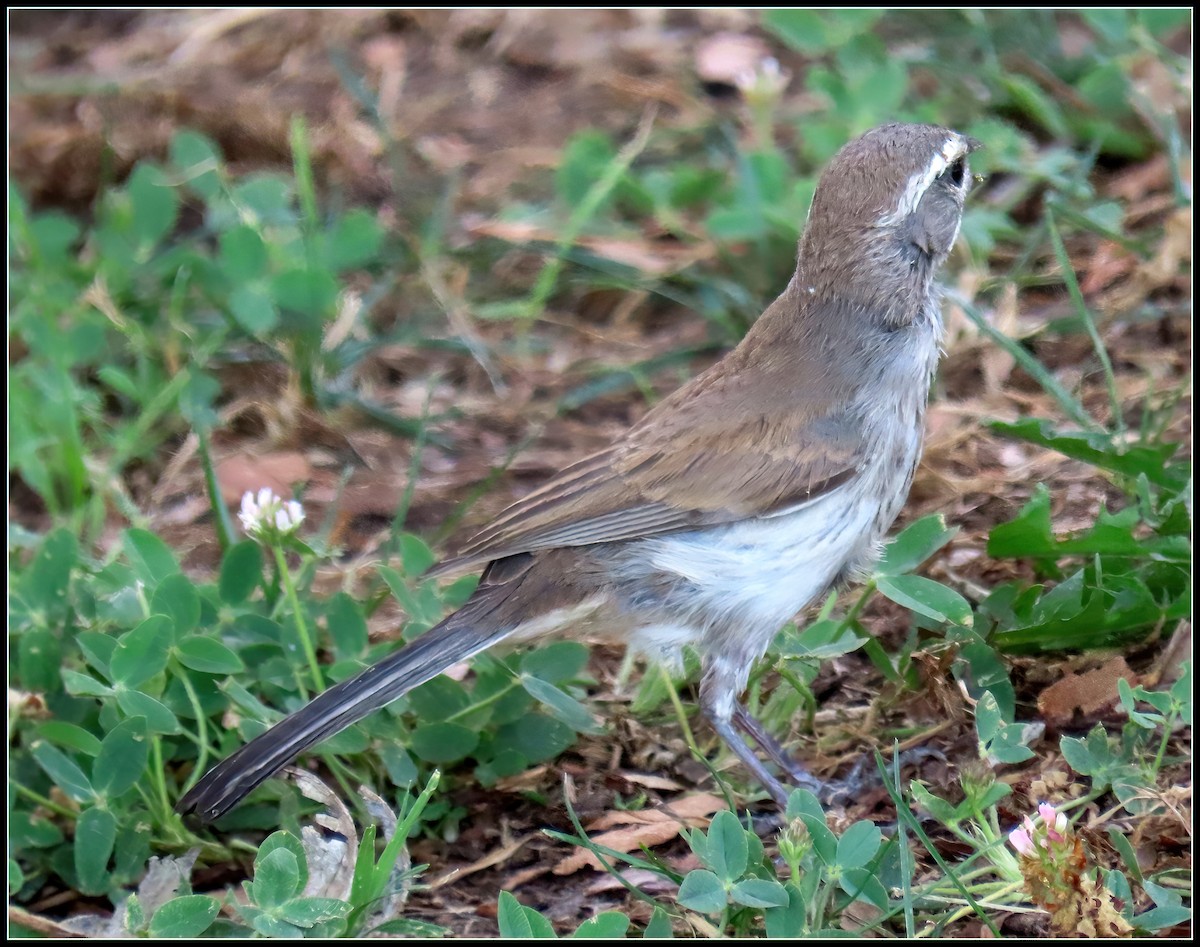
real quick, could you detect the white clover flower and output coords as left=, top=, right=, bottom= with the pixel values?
left=239, top=488, right=305, bottom=544
left=734, top=56, right=790, bottom=99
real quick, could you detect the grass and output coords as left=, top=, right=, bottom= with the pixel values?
left=8, top=8, right=1191, bottom=938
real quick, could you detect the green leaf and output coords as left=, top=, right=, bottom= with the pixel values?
left=327, top=592, right=368, bottom=660
left=835, top=820, right=882, bottom=870
left=248, top=848, right=302, bottom=909
left=1059, top=732, right=1098, bottom=776
left=976, top=692, right=1037, bottom=764
left=256, top=831, right=308, bottom=892
left=124, top=528, right=180, bottom=584
left=169, top=130, right=222, bottom=200
left=34, top=721, right=102, bottom=757
left=642, top=907, right=673, bottom=938
left=496, top=891, right=556, bottom=938
left=1134, top=903, right=1191, bottom=933
left=876, top=575, right=973, bottom=627
left=277, top=897, right=352, bottom=927
left=764, top=882, right=807, bottom=938
left=1138, top=8, right=1190, bottom=36
left=18, top=527, right=77, bottom=613
left=557, top=132, right=618, bottom=207
left=521, top=641, right=590, bottom=684
left=61, top=667, right=113, bottom=696
left=379, top=567, right=444, bottom=629
left=498, top=712, right=575, bottom=764
left=956, top=637, right=1015, bottom=719
left=151, top=573, right=201, bottom=638
left=730, top=878, right=789, bottom=908
left=114, top=819, right=152, bottom=887
left=521, top=676, right=602, bottom=734
left=407, top=675, right=470, bottom=720
left=219, top=224, right=268, bottom=281
left=703, top=810, right=749, bottom=882
left=26, top=210, right=82, bottom=264
left=572, top=911, right=630, bottom=938
left=1106, top=827, right=1143, bottom=884
left=31, top=741, right=94, bottom=802
left=879, top=515, right=958, bottom=576
left=229, top=283, right=281, bottom=335
left=326, top=209, right=383, bottom=271
left=785, top=788, right=825, bottom=822
left=799, top=814, right=839, bottom=866
left=93, top=716, right=149, bottom=798
left=271, top=268, right=339, bottom=319
left=974, top=690, right=1004, bottom=741
left=219, top=541, right=263, bottom=604
left=19, top=630, right=63, bottom=693
left=74, top=806, right=116, bottom=896
left=776, top=618, right=866, bottom=661
left=676, top=869, right=728, bottom=914
left=111, top=615, right=173, bottom=687
left=149, top=896, right=221, bottom=938
left=9, top=810, right=63, bottom=850
left=367, top=918, right=453, bottom=937
left=910, top=781, right=959, bottom=825
left=232, top=173, right=293, bottom=224
left=78, top=633, right=119, bottom=676
left=839, top=866, right=889, bottom=910
left=116, top=690, right=181, bottom=734
left=180, top=369, right=221, bottom=431
left=989, top=421, right=1185, bottom=491
left=398, top=533, right=437, bottom=576
left=248, top=912, right=305, bottom=938
left=763, top=9, right=882, bottom=53
left=409, top=722, right=479, bottom=764
left=177, top=636, right=246, bottom=674
left=127, top=163, right=179, bottom=248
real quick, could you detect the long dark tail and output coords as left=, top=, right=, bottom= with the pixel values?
left=177, top=599, right=514, bottom=822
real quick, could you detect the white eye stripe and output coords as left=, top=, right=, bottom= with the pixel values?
left=882, top=134, right=970, bottom=225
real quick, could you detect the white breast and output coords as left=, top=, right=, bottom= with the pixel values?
left=638, top=484, right=876, bottom=631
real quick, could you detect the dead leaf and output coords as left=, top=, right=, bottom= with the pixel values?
left=1037, top=657, right=1138, bottom=730
left=616, top=770, right=684, bottom=791
left=430, top=832, right=538, bottom=889
left=554, top=793, right=726, bottom=875
left=215, top=451, right=312, bottom=505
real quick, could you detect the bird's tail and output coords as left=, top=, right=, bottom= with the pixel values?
left=177, top=598, right=514, bottom=822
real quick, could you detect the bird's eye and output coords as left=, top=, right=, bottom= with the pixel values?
left=944, top=156, right=967, bottom=188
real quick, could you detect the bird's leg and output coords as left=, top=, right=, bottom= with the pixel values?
left=700, top=677, right=791, bottom=807
left=732, top=702, right=824, bottom=792
left=735, top=703, right=889, bottom=805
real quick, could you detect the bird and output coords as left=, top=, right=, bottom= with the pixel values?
left=179, top=122, right=978, bottom=821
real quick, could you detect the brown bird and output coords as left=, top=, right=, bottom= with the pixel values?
left=180, top=122, right=978, bottom=821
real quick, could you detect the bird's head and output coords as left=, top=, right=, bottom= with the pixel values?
left=798, top=123, right=980, bottom=326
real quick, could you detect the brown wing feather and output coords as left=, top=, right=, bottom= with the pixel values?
left=427, top=290, right=866, bottom=578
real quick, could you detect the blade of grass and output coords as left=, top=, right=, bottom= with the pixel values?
left=388, top=380, right=437, bottom=545
left=289, top=115, right=319, bottom=267
left=950, top=291, right=1098, bottom=431
left=873, top=751, right=1000, bottom=936
left=198, top=429, right=235, bottom=552
left=892, top=743, right=916, bottom=938
left=1045, top=209, right=1124, bottom=433
left=520, top=106, right=658, bottom=320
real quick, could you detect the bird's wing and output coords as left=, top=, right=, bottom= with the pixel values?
left=427, top=351, right=863, bottom=577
